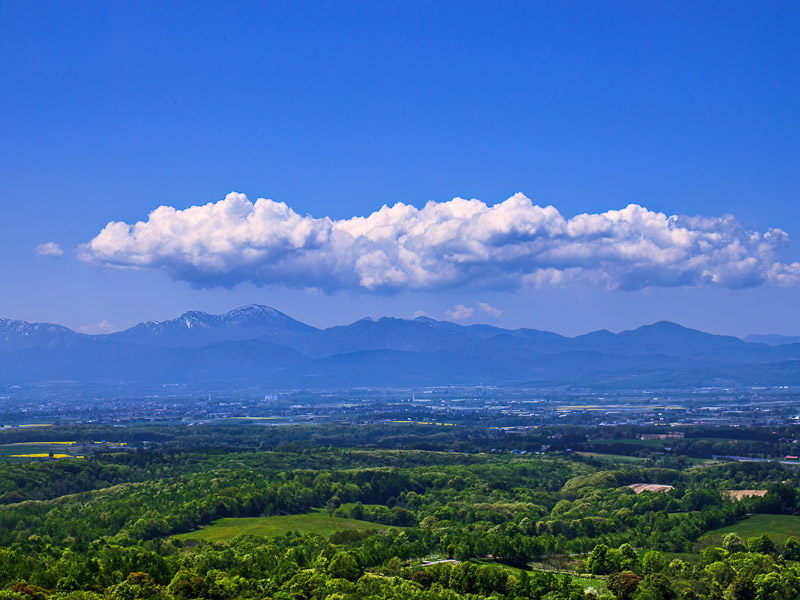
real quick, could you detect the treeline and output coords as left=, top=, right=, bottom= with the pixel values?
left=578, top=425, right=800, bottom=460
left=583, top=535, right=800, bottom=598
left=0, top=422, right=586, bottom=454
left=0, top=531, right=589, bottom=600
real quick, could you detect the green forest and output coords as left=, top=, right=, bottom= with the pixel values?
left=1, top=423, right=800, bottom=600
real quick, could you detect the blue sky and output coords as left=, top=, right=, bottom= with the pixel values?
left=1, top=1, right=798, bottom=336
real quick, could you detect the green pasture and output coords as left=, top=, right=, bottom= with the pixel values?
left=571, top=575, right=608, bottom=594
left=174, top=509, right=387, bottom=542
left=467, top=560, right=608, bottom=594
left=587, top=438, right=668, bottom=448
left=697, top=514, right=800, bottom=549
left=576, top=451, right=648, bottom=463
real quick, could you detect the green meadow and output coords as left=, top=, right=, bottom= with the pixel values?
left=174, top=509, right=388, bottom=542
left=697, top=514, right=800, bottom=548
left=471, top=560, right=608, bottom=594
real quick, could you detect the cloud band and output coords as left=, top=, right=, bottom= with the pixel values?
left=79, top=192, right=800, bottom=292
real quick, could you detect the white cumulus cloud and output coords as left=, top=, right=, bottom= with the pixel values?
left=78, top=320, right=117, bottom=334
left=445, top=304, right=475, bottom=321
left=79, top=192, right=800, bottom=292
left=478, top=302, right=503, bottom=318
left=35, top=242, right=64, bottom=257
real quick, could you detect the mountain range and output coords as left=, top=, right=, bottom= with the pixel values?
left=2, top=304, right=800, bottom=389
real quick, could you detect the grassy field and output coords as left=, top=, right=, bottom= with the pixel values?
left=576, top=451, right=648, bottom=463
left=697, top=514, right=800, bottom=549
left=587, top=438, right=668, bottom=448
left=470, top=560, right=608, bottom=594
left=174, top=509, right=388, bottom=542
left=686, top=457, right=721, bottom=466
left=577, top=451, right=718, bottom=468
left=588, top=436, right=752, bottom=449
left=571, top=575, right=608, bottom=594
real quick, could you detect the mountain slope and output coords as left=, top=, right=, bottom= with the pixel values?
left=299, top=317, right=483, bottom=357
left=107, top=305, right=318, bottom=347
left=0, top=318, right=84, bottom=351
left=0, top=337, right=307, bottom=383
left=571, top=321, right=771, bottom=362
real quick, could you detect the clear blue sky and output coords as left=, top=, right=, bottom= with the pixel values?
left=1, top=1, right=798, bottom=335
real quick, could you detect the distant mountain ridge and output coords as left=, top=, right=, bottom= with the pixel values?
left=744, top=334, right=800, bottom=346
left=2, top=305, right=800, bottom=389
left=107, top=304, right=318, bottom=347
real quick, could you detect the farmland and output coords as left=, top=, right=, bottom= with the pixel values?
left=0, top=442, right=82, bottom=462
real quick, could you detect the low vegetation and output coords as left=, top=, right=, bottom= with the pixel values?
left=174, top=510, right=389, bottom=542
left=0, top=423, right=799, bottom=599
